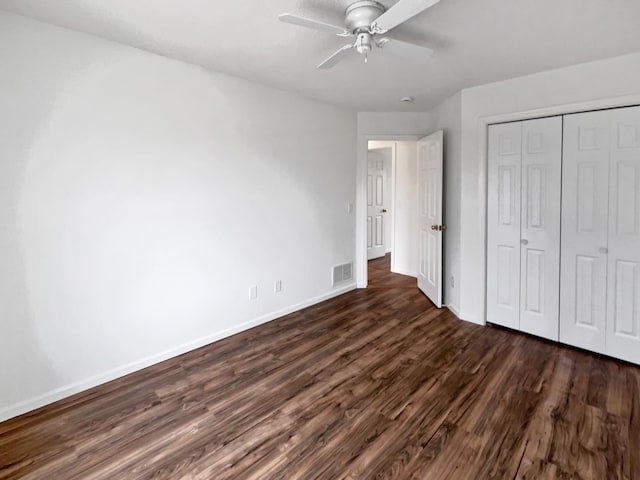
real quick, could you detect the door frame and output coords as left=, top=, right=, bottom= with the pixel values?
left=479, top=94, right=640, bottom=325
left=357, top=134, right=422, bottom=288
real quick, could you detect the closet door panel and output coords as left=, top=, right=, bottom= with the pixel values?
left=606, top=106, right=640, bottom=364
left=487, top=122, right=522, bottom=329
left=519, top=116, right=562, bottom=340
left=560, top=111, right=610, bottom=353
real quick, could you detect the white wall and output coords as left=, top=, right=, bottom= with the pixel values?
left=357, top=112, right=432, bottom=136
left=0, top=11, right=357, bottom=421
left=425, top=92, right=462, bottom=314
left=458, top=51, right=640, bottom=324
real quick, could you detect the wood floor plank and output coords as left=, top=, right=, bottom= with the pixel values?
left=1, top=256, right=639, bottom=479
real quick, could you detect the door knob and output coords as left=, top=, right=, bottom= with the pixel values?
left=431, top=225, right=438, bottom=230
left=599, top=247, right=608, bottom=254
left=521, top=239, right=529, bottom=245
left=382, top=209, right=387, bottom=213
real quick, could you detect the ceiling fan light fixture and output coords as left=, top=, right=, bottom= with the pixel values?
left=279, top=0, right=440, bottom=70
left=355, top=32, right=373, bottom=55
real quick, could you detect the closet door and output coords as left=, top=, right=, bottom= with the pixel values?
left=519, top=117, right=562, bottom=340
left=606, top=106, right=640, bottom=364
left=560, top=110, right=610, bottom=353
left=487, top=122, right=522, bottom=330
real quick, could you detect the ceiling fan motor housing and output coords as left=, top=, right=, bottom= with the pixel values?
left=345, top=1, right=385, bottom=33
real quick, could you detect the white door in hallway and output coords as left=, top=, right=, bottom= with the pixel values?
left=417, top=131, right=443, bottom=307
left=367, top=150, right=387, bottom=260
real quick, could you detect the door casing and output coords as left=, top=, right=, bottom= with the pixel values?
left=356, top=134, right=421, bottom=288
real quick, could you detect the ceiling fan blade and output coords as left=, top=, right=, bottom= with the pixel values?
left=317, top=44, right=354, bottom=69
left=372, top=0, right=441, bottom=33
left=278, top=13, right=349, bottom=36
left=376, top=37, right=434, bottom=61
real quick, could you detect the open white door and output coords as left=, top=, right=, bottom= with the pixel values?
left=417, top=131, right=444, bottom=307
left=367, top=150, right=387, bottom=260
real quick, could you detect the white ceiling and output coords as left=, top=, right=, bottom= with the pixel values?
left=1, top=0, right=640, bottom=111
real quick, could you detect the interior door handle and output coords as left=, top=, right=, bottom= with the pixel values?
left=382, top=209, right=387, bottom=213
left=521, top=239, right=529, bottom=245
left=431, top=225, right=446, bottom=231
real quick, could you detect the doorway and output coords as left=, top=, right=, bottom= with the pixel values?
left=366, top=140, right=419, bottom=289
left=360, top=133, right=445, bottom=307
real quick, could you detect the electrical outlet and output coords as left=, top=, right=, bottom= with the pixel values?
left=274, top=280, right=282, bottom=293
left=450, top=276, right=455, bottom=289
left=347, top=202, right=353, bottom=214
left=250, top=285, right=258, bottom=300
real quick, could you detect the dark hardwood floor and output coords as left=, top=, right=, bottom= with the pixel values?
left=1, top=260, right=639, bottom=479
left=367, top=254, right=416, bottom=289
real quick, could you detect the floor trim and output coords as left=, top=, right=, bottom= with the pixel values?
left=0, top=283, right=357, bottom=423
left=446, top=302, right=462, bottom=320
left=390, top=266, right=417, bottom=278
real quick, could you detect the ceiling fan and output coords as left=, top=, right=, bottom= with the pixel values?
left=278, top=0, right=440, bottom=69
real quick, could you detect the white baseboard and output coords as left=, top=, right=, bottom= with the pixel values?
left=445, top=302, right=462, bottom=320
left=459, top=311, right=484, bottom=325
left=390, top=266, right=417, bottom=278
left=444, top=301, right=484, bottom=326
left=0, top=283, right=357, bottom=423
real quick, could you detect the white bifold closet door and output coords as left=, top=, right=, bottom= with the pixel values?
left=487, top=121, right=522, bottom=331
left=560, top=111, right=611, bottom=353
left=561, top=106, right=640, bottom=364
left=607, top=106, right=640, bottom=364
left=487, top=116, right=562, bottom=340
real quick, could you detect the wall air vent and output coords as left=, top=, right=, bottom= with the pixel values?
left=342, top=262, right=352, bottom=281
left=332, top=262, right=353, bottom=287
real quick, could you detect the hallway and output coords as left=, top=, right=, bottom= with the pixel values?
left=367, top=254, right=417, bottom=289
